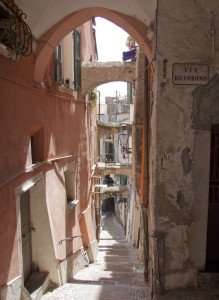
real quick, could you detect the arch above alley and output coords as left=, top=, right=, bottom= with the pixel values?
left=33, top=7, right=154, bottom=83
left=81, top=61, right=136, bottom=95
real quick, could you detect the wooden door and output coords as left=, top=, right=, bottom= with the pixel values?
left=20, top=191, right=32, bottom=280
left=206, top=124, right=219, bottom=271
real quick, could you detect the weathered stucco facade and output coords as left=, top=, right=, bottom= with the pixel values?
left=150, top=0, right=219, bottom=294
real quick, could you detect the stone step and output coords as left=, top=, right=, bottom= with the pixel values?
left=42, top=282, right=149, bottom=300
left=73, top=272, right=145, bottom=286
left=42, top=215, right=148, bottom=299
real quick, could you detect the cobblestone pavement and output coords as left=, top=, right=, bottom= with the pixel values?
left=42, top=213, right=149, bottom=300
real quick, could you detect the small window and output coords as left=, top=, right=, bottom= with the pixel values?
left=30, top=129, right=44, bottom=164
left=105, top=141, right=115, bottom=163
left=120, top=175, right=128, bottom=186
left=64, top=169, right=78, bottom=209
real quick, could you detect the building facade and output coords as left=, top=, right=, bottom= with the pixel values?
left=0, top=12, right=98, bottom=299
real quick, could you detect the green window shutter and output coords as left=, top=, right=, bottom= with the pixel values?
left=73, top=30, right=81, bottom=91
left=54, top=44, right=63, bottom=83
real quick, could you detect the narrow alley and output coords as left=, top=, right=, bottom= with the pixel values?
left=42, top=214, right=149, bottom=300
left=3, top=1, right=219, bottom=300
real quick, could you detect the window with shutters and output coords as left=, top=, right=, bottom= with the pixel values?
left=73, top=30, right=81, bottom=91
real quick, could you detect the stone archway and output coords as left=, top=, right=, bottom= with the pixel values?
left=33, top=7, right=153, bottom=83
left=81, top=61, right=136, bottom=95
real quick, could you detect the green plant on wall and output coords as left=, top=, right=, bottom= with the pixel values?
left=89, top=90, right=97, bottom=101
left=89, top=90, right=97, bottom=107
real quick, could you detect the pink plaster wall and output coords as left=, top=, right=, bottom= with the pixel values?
left=0, top=17, right=99, bottom=288
left=0, top=52, right=92, bottom=286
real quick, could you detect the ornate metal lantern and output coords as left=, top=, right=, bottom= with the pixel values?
left=0, top=0, right=32, bottom=57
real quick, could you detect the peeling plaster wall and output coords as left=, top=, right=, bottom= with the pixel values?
left=153, top=0, right=219, bottom=291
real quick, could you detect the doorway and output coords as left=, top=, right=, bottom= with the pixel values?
left=20, top=191, right=32, bottom=282
left=206, top=124, right=219, bottom=271
left=18, top=177, right=58, bottom=294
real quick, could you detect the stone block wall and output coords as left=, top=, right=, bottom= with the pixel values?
left=151, top=0, right=219, bottom=291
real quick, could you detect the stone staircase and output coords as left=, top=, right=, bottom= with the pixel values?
left=42, top=214, right=149, bottom=300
